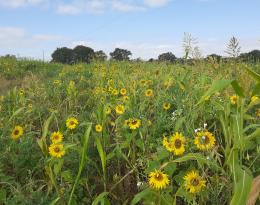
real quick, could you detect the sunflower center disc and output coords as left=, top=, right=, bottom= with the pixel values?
left=174, top=139, right=182, bottom=148
left=54, top=147, right=60, bottom=153
left=191, top=178, right=199, bottom=186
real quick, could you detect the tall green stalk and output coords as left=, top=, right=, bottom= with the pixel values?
left=68, top=123, right=92, bottom=205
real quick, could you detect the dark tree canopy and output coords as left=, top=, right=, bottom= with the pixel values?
left=206, top=54, right=222, bottom=62
left=94, top=50, right=107, bottom=61
left=110, top=48, right=132, bottom=61
left=158, top=52, right=177, bottom=63
left=239, top=50, right=260, bottom=62
left=72, top=45, right=95, bottom=63
left=51, top=47, right=73, bottom=64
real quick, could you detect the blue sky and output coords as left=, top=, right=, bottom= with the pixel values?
left=0, top=0, right=260, bottom=60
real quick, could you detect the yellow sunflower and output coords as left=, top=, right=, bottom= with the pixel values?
left=108, top=79, right=113, bottom=85
left=0, top=95, right=4, bottom=102
left=230, top=95, right=238, bottom=105
left=164, top=80, right=172, bottom=89
left=120, top=88, right=127, bottom=96
left=163, top=102, right=171, bottom=110
left=108, top=86, right=113, bottom=92
left=53, top=80, right=61, bottom=85
left=11, top=126, right=24, bottom=140
left=95, top=124, right=103, bottom=132
left=251, top=95, right=259, bottom=104
left=112, top=89, right=118, bottom=96
left=115, top=105, right=125, bottom=115
left=49, top=143, right=65, bottom=158
left=50, top=131, right=63, bottom=144
left=105, top=107, right=111, bottom=115
left=145, top=89, right=153, bottom=97
left=183, top=170, right=206, bottom=194
left=28, top=104, right=33, bottom=109
left=163, top=132, right=186, bottom=156
left=148, top=170, right=170, bottom=190
left=123, top=96, right=129, bottom=101
left=66, top=117, right=79, bottom=130
left=256, top=108, right=260, bottom=117
left=140, top=79, right=146, bottom=85
left=19, top=89, right=25, bottom=96
left=194, top=130, right=216, bottom=151
left=127, top=118, right=141, bottom=130
left=147, top=120, right=152, bottom=126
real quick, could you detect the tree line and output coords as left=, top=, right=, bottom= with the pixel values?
left=51, top=46, right=132, bottom=64
left=1, top=36, right=259, bottom=63
left=50, top=44, right=260, bottom=64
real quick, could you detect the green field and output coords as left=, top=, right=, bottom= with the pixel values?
left=0, top=58, right=259, bottom=205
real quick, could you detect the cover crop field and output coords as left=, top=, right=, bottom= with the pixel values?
left=0, top=58, right=259, bottom=205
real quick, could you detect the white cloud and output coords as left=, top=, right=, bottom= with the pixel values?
left=0, top=0, right=44, bottom=8
left=144, top=0, right=171, bottom=7
left=0, top=26, right=68, bottom=59
left=0, top=0, right=171, bottom=14
left=112, top=1, right=145, bottom=12
left=57, top=4, right=81, bottom=15
left=56, top=0, right=107, bottom=15
left=33, top=34, right=65, bottom=41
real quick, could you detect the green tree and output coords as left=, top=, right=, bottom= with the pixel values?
left=206, top=54, right=222, bottom=62
left=239, top=50, right=260, bottom=62
left=110, top=48, right=132, bottom=61
left=158, top=52, right=177, bottom=63
left=94, top=50, right=107, bottom=61
left=73, top=45, right=94, bottom=63
left=51, top=47, right=73, bottom=64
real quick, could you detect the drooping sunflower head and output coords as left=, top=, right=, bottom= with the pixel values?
left=49, top=143, right=65, bottom=158
left=120, top=88, right=127, bottom=96
left=163, top=102, right=171, bottom=110
left=128, top=118, right=141, bottom=130
left=115, top=105, right=125, bottom=115
left=50, top=131, right=63, bottom=144
left=145, top=89, right=153, bottom=97
left=95, top=124, right=103, bottom=132
left=194, top=131, right=215, bottom=151
left=230, top=95, right=238, bottom=105
left=11, top=126, right=24, bottom=140
left=163, top=132, right=186, bottom=156
left=183, top=170, right=206, bottom=194
left=148, top=170, right=170, bottom=190
left=66, top=117, right=79, bottom=130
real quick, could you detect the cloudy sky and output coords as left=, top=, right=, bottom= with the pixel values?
left=0, top=0, right=260, bottom=60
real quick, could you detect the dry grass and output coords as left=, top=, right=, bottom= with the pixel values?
left=247, top=175, right=260, bottom=205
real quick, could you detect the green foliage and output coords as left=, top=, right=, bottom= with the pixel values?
left=51, top=47, right=73, bottom=64
left=158, top=52, right=177, bottom=63
left=0, top=58, right=259, bottom=204
left=72, top=45, right=95, bottom=64
left=110, top=48, right=132, bottom=61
